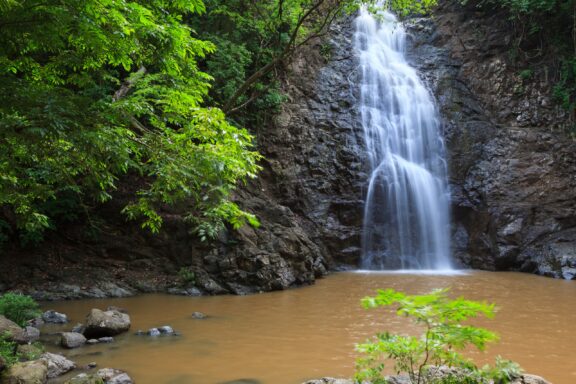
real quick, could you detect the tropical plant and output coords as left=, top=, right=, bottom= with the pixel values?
left=0, top=293, right=41, bottom=327
left=355, top=288, right=522, bottom=384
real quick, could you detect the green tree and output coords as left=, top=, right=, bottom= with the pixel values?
left=0, top=0, right=261, bottom=242
left=355, top=288, right=522, bottom=384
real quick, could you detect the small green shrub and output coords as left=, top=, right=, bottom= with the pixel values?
left=0, top=293, right=41, bottom=327
left=355, top=288, right=522, bottom=384
left=0, top=335, right=19, bottom=367
left=178, top=267, right=196, bottom=287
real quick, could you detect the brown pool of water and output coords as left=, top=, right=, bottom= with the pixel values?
left=42, top=271, right=576, bottom=384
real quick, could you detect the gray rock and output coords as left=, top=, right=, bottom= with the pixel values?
left=86, top=339, right=99, bottom=345
left=0, top=315, right=24, bottom=344
left=512, top=374, right=551, bottom=384
left=40, top=352, right=76, bottom=378
left=191, top=311, right=207, bottom=319
left=98, top=337, right=114, bottom=343
left=2, top=359, right=48, bottom=384
left=61, top=332, right=87, bottom=348
left=147, top=328, right=160, bottom=336
left=83, top=309, right=130, bottom=338
left=158, top=326, right=173, bottom=334
left=42, top=310, right=68, bottom=324
left=19, top=326, right=40, bottom=344
left=97, top=368, right=133, bottom=384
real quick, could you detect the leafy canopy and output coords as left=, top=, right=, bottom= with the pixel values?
left=0, top=0, right=261, bottom=242
left=355, top=288, right=522, bottom=384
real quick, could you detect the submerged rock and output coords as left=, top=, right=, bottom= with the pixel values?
left=158, top=326, right=173, bottom=334
left=146, top=328, right=160, bottom=337
left=42, top=310, right=68, bottom=324
left=61, top=332, right=87, bottom=349
left=84, top=309, right=130, bottom=338
left=191, top=311, right=207, bottom=319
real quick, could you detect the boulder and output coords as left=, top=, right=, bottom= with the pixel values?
left=40, top=352, right=76, bottom=378
left=1, top=359, right=48, bottom=384
left=61, top=332, right=87, bottom=349
left=42, top=310, right=68, bottom=324
left=83, top=309, right=130, bottom=338
left=97, top=368, right=133, bottom=384
left=18, top=326, right=40, bottom=344
left=0, top=315, right=24, bottom=343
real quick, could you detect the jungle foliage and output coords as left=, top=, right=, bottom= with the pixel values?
left=0, top=0, right=262, bottom=243
left=0, top=0, right=440, bottom=245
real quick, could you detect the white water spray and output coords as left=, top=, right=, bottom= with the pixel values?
left=355, top=7, right=452, bottom=270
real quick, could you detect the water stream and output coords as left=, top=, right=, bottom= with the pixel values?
left=43, top=272, right=576, bottom=384
left=355, top=7, right=452, bottom=270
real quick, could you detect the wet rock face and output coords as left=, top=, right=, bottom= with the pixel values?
left=253, top=18, right=366, bottom=268
left=406, top=2, right=576, bottom=278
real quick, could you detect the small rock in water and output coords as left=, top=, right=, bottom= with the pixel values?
left=134, top=330, right=144, bottom=336
left=191, top=311, right=207, bottom=319
left=86, top=339, right=99, bottom=345
left=43, top=310, right=68, bottom=324
left=86, top=362, right=97, bottom=369
left=158, top=325, right=174, bottom=334
left=97, top=368, right=134, bottom=384
left=61, top=332, right=87, bottom=348
left=147, top=328, right=160, bottom=336
left=99, top=336, right=114, bottom=343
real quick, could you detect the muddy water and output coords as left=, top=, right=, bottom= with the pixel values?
left=43, top=271, right=576, bottom=384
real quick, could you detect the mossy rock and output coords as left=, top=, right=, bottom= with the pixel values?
left=1, top=359, right=48, bottom=384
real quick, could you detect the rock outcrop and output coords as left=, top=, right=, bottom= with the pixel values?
left=404, top=1, right=576, bottom=278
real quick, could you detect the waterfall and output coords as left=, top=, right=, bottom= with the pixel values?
left=355, top=7, right=452, bottom=270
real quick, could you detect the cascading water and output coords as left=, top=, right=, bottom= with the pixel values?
left=355, top=7, right=452, bottom=270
